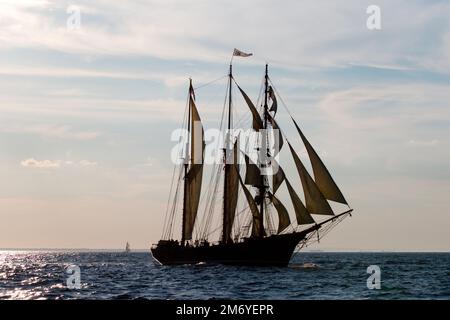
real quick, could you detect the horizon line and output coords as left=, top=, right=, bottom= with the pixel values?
left=1, top=248, right=449, bottom=253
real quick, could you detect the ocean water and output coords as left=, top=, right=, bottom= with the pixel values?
left=0, top=251, right=448, bottom=300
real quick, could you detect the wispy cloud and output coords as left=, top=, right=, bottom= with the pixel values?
left=0, top=1, right=449, bottom=71
left=0, top=65, right=209, bottom=86
left=2, top=125, right=100, bottom=140
left=20, top=158, right=98, bottom=168
left=79, top=160, right=98, bottom=166
left=21, top=158, right=60, bottom=168
left=319, top=84, right=450, bottom=130
left=0, top=97, right=222, bottom=123
left=346, top=62, right=415, bottom=71
left=407, top=139, right=439, bottom=147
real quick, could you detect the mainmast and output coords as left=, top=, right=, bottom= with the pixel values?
left=222, top=65, right=232, bottom=244
left=181, top=79, right=192, bottom=245
left=258, top=64, right=269, bottom=237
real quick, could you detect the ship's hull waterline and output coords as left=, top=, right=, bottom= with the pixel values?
left=151, top=229, right=316, bottom=267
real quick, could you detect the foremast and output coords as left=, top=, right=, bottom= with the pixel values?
left=257, top=64, right=269, bottom=238
left=222, top=65, right=233, bottom=244
left=179, top=79, right=205, bottom=246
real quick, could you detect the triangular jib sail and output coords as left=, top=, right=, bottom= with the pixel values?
left=288, top=142, right=334, bottom=215
left=291, top=117, right=347, bottom=204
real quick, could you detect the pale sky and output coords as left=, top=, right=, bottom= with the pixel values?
left=0, top=0, right=449, bottom=251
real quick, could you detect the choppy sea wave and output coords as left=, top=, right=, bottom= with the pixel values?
left=0, top=251, right=448, bottom=300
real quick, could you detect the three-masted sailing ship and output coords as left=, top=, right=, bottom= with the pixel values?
left=151, top=50, right=353, bottom=266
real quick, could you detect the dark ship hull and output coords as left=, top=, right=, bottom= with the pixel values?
left=151, top=228, right=317, bottom=267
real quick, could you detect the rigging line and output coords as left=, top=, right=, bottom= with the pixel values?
left=197, top=164, right=216, bottom=237
left=265, top=200, right=275, bottom=234
left=218, top=75, right=230, bottom=135
left=256, top=72, right=265, bottom=109
left=199, top=78, right=230, bottom=240
left=233, top=112, right=252, bottom=131
left=171, top=93, right=191, bottom=239
left=204, top=167, right=220, bottom=225
left=232, top=163, right=246, bottom=235
left=172, top=167, right=184, bottom=239
left=231, top=165, right=245, bottom=239
left=234, top=98, right=253, bottom=129
left=193, top=73, right=229, bottom=241
left=201, top=165, right=221, bottom=239
left=247, top=216, right=253, bottom=238
left=209, top=165, right=243, bottom=241
left=296, top=214, right=349, bottom=251
left=196, top=164, right=221, bottom=240
left=198, top=163, right=221, bottom=239
left=167, top=112, right=189, bottom=240
left=194, top=74, right=228, bottom=91
left=233, top=86, right=253, bottom=128
left=162, top=91, right=190, bottom=239
left=165, top=164, right=183, bottom=239
left=205, top=204, right=250, bottom=238
left=203, top=100, right=229, bottom=236
left=162, top=137, right=184, bottom=238
left=196, top=162, right=219, bottom=213
left=201, top=78, right=230, bottom=240
left=161, top=161, right=177, bottom=239
left=268, top=77, right=294, bottom=118
left=231, top=77, right=262, bottom=129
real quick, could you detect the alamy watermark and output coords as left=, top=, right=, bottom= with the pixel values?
left=171, top=125, right=282, bottom=175
left=67, top=5, right=81, bottom=31
left=66, top=264, right=81, bottom=289
left=366, top=265, right=381, bottom=289
left=366, top=5, right=381, bottom=30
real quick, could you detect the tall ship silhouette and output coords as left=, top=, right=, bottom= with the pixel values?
left=151, top=49, right=353, bottom=266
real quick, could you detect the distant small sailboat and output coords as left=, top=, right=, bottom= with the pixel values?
left=125, top=242, right=131, bottom=253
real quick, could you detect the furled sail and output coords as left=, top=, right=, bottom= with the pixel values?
left=244, top=154, right=263, bottom=187
left=223, top=140, right=240, bottom=243
left=183, top=97, right=205, bottom=241
left=268, top=86, right=277, bottom=115
left=266, top=111, right=284, bottom=155
left=236, top=83, right=263, bottom=130
left=291, top=117, right=347, bottom=204
left=268, top=192, right=291, bottom=233
left=238, top=173, right=264, bottom=237
left=288, top=142, right=334, bottom=215
left=285, top=177, right=315, bottom=225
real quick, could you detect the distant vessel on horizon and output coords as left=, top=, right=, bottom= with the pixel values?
left=125, top=242, right=130, bottom=253
left=151, top=50, right=353, bottom=266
